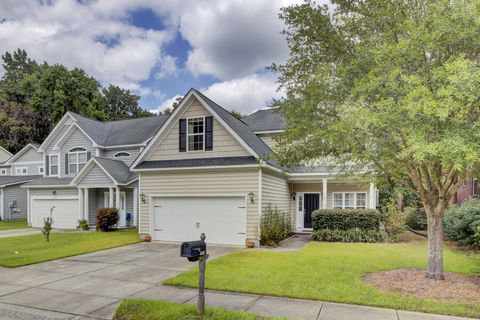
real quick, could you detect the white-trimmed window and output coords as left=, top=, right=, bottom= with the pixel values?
left=0, top=168, right=8, bottom=175
left=333, top=192, right=368, bottom=209
left=38, top=166, right=44, bottom=174
left=49, top=154, right=58, bottom=176
left=114, top=152, right=131, bottom=158
left=68, top=147, right=87, bottom=174
left=187, top=117, right=204, bottom=151
left=15, top=167, right=28, bottom=175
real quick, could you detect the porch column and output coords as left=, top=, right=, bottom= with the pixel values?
left=78, top=188, right=84, bottom=220
left=84, top=188, right=89, bottom=220
left=115, top=186, right=121, bottom=210
left=369, top=181, right=376, bottom=209
left=322, top=178, right=328, bottom=209
left=133, top=187, right=138, bottom=227
left=108, top=187, right=114, bottom=207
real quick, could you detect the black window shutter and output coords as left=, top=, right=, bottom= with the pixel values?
left=65, top=154, right=69, bottom=175
left=45, top=156, right=49, bottom=176
left=205, top=116, right=213, bottom=151
left=87, top=151, right=91, bottom=161
left=179, top=119, right=187, bottom=152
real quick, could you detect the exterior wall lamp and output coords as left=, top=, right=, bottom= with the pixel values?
left=248, top=192, right=255, bottom=204
left=52, top=190, right=57, bottom=195
left=291, top=192, right=296, bottom=200
left=140, top=193, right=147, bottom=203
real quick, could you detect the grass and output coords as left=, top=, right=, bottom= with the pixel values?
left=165, top=239, right=480, bottom=318
left=0, top=229, right=140, bottom=267
left=114, top=299, right=285, bottom=320
left=0, top=219, right=28, bottom=230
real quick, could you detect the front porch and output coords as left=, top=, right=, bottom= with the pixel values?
left=78, top=186, right=138, bottom=228
left=291, top=178, right=377, bottom=231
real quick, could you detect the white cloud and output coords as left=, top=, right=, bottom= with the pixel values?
left=202, top=73, right=282, bottom=114
left=155, top=55, right=178, bottom=79
left=180, top=0, right=301, bottom=80
left=154, top=94, right=183, bottom=114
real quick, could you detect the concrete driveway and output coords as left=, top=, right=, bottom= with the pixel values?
left=0, top=242, right=237, bottom=319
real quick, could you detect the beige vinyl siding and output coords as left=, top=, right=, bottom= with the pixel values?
left=257, top=134, right=278, bottom=150
left=139, top=168, right=259, bottom=239
left=77, top=165, right=113, bottom=186
left=0, top=149, right=11, bottom=163
left=292, top=181, right=370, bottom=209
left=59, top=127, right=95, bottom=177
left=12, top=147, right=42, bottom=162
left=261, top=170, right=291, bottom=216
left=147, top=100, right=250, bottom=161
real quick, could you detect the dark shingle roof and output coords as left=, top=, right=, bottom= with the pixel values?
left=135, top=156, right=258, bottom=170
left=242, top=109, right=285, bottom=132
left=93, top=157, right=138, bottom=184
left=21, top=177, right=73, bottom=187
left=0, top=175, right=41, bottom=187
left=68, top=113, right=169, bottom=147
left=193, top=89, right=272, bottom=157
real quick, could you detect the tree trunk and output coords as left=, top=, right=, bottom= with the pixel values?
left=426, top=208, right=444, bottom=280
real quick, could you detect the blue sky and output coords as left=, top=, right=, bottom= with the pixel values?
left=0, top=0, right=299, bottom=114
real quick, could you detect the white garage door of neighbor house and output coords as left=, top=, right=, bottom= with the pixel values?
left=31, top=198, right=79, bottom=229
left=153, top=196, right=247, bottom=245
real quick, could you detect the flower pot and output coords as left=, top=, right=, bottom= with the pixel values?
left=246, top=240, right=255, bottom=248
left=144, top=235, right=152, bottom=242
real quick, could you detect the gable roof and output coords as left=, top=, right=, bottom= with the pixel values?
left=131, top=89, right=273, bottom=169
left=0, top=175, right=42, bottom=187
left=0, top=146, right=13, bottom=157
left=71, top=157, right=138, bottom=186
left=68, top=113, right=169, bottom=147
left=242, top=109, right=285, bottom=133
left=5, top=143, right=40, bottom=165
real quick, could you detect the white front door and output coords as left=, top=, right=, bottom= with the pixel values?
left=152, top=196, right=247, bottom=245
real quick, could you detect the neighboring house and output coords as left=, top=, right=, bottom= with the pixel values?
left=0, top=146, right=13, bottom=176
left=452, top=177, right=478, bottom=204
left=130, top=89, right=377, bottom=246
left=3, top=144, right=44, bottom=176
left=22, top=113, right=167, bottom=229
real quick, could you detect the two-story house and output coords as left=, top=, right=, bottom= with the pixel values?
left=22, top=113, right=167, bottom=229
left=0, top=144, right=43, bottom=220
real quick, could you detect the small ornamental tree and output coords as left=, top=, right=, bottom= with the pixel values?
left=272, top=0, right=480, bottom=280
left=42, top=206, right=54, bottom=242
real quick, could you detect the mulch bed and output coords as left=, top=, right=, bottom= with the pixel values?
left=363, top=269, right=480, bottom=304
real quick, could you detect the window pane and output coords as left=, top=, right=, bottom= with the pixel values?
left=78, top=163, right=86, bottom=171
left=188, top=134, right=204, bottom=151
left=78, top=152, right=87, bottom=163
left=334, top=193, right=343, bottom=208
left=69, top=164, right=77, bottom=174
left=344, top=193, right=355, bottom=208
left=298, top=195, right=303, bottom=211
left=51, top=165, right=58, bottom=175
left=356, top=193, right=366, bottom=208
left=51, top=155, right=58, bottom=163
left=188, top=118, right=204, bottom=134
left=69, top=153, right=76, bottom=164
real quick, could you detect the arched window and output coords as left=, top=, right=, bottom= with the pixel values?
left=114, top=152, right=131, bottom=158
left=68, top=147, right=87, bottom=174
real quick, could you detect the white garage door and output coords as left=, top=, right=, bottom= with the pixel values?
left=152, top=196, right=246, bottom=245
left=31, top=198, right=79, bottom=229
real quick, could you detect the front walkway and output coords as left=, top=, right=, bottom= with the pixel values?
left=0, top=242, right=473, bottom=320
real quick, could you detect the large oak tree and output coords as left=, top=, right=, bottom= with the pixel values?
left=272, top=0, right=480, bottom=279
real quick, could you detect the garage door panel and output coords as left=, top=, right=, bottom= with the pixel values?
left=31, top=198, right=79, bottom=229
left=153, top=196, right=246, bottom=245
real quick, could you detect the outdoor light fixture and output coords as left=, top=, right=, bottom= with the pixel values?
left=140, top=193, right=146, bottom=203
left=248, top=191, right=255, bottom=203
left=52, top=190, right=57, bottom=195
left=291, top=192, right=296, bottom=200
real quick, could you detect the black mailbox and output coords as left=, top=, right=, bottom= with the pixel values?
left=180, top=240, right=207, bottom=261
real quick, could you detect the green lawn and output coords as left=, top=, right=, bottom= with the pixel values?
left=0, top=229, right=140, bottom=267
left=0, top=219, right=28, bottom=230
left=114, top=299, right=285, bottom=320
left=165, top=240, right=480, bottom=318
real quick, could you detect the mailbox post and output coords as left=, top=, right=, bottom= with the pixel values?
left=180, top=233, right=209, bottom=315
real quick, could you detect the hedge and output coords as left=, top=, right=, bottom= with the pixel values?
left=312, top=209, right=380, bottom=231
left=312, top=229, right=385, bottom=243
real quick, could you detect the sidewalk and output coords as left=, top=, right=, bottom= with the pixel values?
left=0, top=228, right=39, bottom=238
left=131, top=285, right=474, bottom=320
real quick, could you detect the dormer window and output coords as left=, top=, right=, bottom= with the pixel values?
left=114, top=152, right=131, bottom=158
left=187, top=117, right=205, bottom=151
left=68, top=147, right=87, bottom=174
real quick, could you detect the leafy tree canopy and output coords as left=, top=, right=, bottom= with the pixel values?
left=272, top=0, right=480, bottom=279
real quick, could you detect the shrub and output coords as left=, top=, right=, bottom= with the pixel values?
left=381, top=201, right=405, bottom=242
left=260, top=204, right=293, bottom=246
left=77, top=219, right=89, bottom=231
left=444, top=199, right=480, bottom=247
left=96, top=207, right=119, bottom=231
left=404, top=206, right=427, bottom=230
left=312, top=229, right=384, bottom=243
left=42, top=216, right=53, bottom=242
left=312, top=209, right=380, bottom=231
